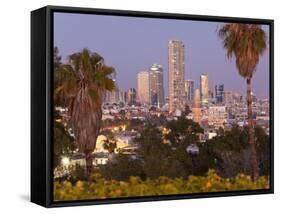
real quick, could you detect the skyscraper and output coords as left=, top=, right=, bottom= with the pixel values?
left=149, top=64, right=164, bottom=107
left=119, top=91, right=127, bottom=104
left=137, top=71, right=150, bottom=105
left=193, top=89, right=201, bottom=108
left=103, top=76, right=120, bottom=103
left=215, top=84, right=224, bottom=103
left=192, top=89, right=202, bottom=123
left=127, top=88, right=136, bottom=105
left=200, top=74, right=209, bottom=105
left=168, top=40, right=186, bottom=112
left=184, top=80, right=194, bottom=104
left=104, top=87, right=120, bottom=103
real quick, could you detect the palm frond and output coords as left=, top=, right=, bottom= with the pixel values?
left=218, top=23, right=267, bottom=79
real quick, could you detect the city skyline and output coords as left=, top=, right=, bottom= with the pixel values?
left=52, top=12, right=271, bottom=201
left=54, top=12, right=270, bottom=98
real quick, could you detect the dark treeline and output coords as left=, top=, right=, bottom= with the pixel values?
left=100, top=117, right=270, bottom=181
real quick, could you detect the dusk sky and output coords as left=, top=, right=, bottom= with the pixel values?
left=54, top=12, right=270, bottom=98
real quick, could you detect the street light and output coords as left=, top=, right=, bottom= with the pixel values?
left=186, top=144, right=199, bottom=175
left=186, top=144, right=199, bottom=155
left=61, top=156, right=70, bottom=167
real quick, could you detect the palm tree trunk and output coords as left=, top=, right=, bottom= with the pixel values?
left=85, top=151, right=93, bottom=179
left=71, top=88, right=102, bottom=180
left=246, top=77, right=259, bottom=181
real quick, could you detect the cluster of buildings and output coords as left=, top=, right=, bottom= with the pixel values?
left=102, top=39, right=270, bottom=134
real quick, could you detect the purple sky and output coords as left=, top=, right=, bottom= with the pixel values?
left=54, top=12, right=270, bottom=98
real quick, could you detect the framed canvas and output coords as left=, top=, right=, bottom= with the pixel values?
left=31, top=5, right=274, bottom=207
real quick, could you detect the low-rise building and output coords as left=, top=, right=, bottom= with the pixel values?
left=208, top=105, right=227, bottom=129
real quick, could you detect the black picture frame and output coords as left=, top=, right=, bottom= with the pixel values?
left=31, top=5, right=274, bottom=208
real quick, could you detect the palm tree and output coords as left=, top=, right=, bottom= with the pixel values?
left=55, top=48, right=116, bottom=177
left=218, top=24, right=267, bottom=181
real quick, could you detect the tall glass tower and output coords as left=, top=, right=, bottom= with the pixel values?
left=127, top=88, right=136, bottom=105
left=185, top=80, right=194, bottom=103
left=215, top=84, right=224, bottom=103
left=149, top=64, right=164, bottom=107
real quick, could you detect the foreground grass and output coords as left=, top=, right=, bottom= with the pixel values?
left=54, top=170, right=269, bottom=201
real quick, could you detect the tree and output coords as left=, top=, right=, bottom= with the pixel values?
left=100, top=154, right=144, bottom=181
left=102, top=134, right=117, bottom=154
left=206, top=125, right=270, bottom=178
left=164, top=118, right=206, bottom=176
left=53, top=47, right=75, bottom=167
left=53, top=111, right=75, bottom=168
left=218, top=24, right=267, bottom=180
left=136, top=122, right=205, bottom=178
left=53, top=47, right=64, bottom=106
left=165, top=117, right=203, bottom=145
left=126, top=118, right=143, bottom=131
left=55, top=48, right=116, bottom=177
left=135, top=123, right=172, bottom=178
left=119, top=109, right=126, bottom=119
left=182, top=105, right=192, bottom=117
left=54, top=46, right=62, bottom=70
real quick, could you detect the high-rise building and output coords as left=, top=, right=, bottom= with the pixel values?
left=137, top=71, right=150, bottom=105
left=193, top=89, right=201, bottom=108
left=127, top=88, right=136, bottom=105
left=168, top=40, right=186, bottom=112
left=185, top=80, right=194, bottom=104
left=103, top=79, right=120, bottom=104
left=107, top=88, right=120, bottom=103
left=192, top=89, right=202, bottom=123
left=119, top=91, right=127, bottom=104
left=215, top=84, right=224, bottom=103
left=124, top=91, right=128, bottom=104
left=200, top=74, right=209, bottom=105
left=149, top=64, right=164, bottom=107
left=208, top=89, right=214, bottom=100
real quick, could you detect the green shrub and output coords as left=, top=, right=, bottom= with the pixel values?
left=54, top=169, right=269, bottom=201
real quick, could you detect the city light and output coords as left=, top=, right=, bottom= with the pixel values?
left=55, top=118, right=62, bottom=123
left=61, top=156, right=70, bottom=167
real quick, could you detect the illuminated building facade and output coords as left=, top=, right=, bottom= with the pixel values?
left=192, top=89, right=202, bottom=123
left=200, top=74, right=209, bottom=105
left=168, top=40, right=186, bottom=112
left=137, top=71, right=150, bottom=104
left=149, top=64, right=164, bottom=107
